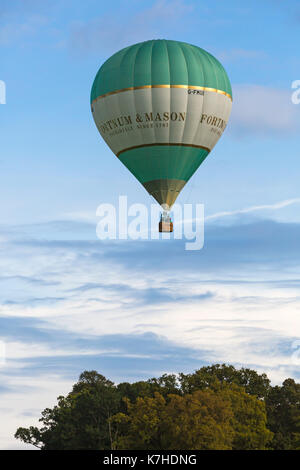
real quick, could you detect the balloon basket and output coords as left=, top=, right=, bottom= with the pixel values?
left=159, top=211, right=173, bottom=233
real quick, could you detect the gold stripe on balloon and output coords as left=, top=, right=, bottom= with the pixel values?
left=91, top=84, right=232, bottom=104
left=116, top=142, right=211, bottom=158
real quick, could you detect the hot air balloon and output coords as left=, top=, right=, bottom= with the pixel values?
left=91, top=39, right=232, bottom=232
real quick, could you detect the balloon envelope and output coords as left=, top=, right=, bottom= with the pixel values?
left=91, top=39, right=232, bottom=208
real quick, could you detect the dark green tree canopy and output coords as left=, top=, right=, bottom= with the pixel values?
left=15, top=364, right=299, bottom=450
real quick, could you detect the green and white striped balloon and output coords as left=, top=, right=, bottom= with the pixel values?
left=91, top=39, right=232, bottom=208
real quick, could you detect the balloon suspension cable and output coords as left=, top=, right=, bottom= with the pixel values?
left=159, top=208, right=173, bottom=233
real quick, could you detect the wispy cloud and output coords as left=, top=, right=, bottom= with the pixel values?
left=218, top=48, right=267, bottom=62
left=69, top=0, right=194, bottom=56
left=0, top=14, right=48, bottom=46
left=206, top=198, right=300, bottom=222
left=1, top=215, right=300, bottom=448
left=230, top=84, right=300, bottom=136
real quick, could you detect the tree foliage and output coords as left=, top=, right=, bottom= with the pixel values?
left=14, top=364, right=299, bottom=450
left=266, top=378, right=300, bottom=449
left=179, top=364, right=271, bottom=398
left=15, top=371, right=120, bottom=450
left=112, top=383, right=272, bottom=450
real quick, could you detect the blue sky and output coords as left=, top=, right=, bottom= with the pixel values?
left=1, top=0, right=300, bottom=449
